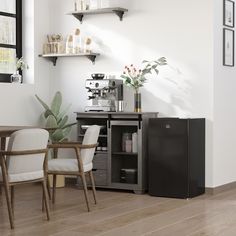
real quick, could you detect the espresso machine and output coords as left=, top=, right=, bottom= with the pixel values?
left=85, top=74, right=123, bottom=112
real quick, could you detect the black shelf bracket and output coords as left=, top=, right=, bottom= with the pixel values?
left=73, top=13, right=84, bottom=23
left=46, top=57, right=57, bottom=66
left=113, top=10, right=125, bottom=21
left=51, top=57, right=58, bottom=66
left=86, top=54, right=97, bottom=64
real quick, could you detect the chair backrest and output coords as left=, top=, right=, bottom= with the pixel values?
left=81, top=125, right=100, bottom=165
left=7, top=129, right=49, bottom=175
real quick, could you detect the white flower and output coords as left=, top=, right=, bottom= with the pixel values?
left=16, top=57, right=29, bottom=71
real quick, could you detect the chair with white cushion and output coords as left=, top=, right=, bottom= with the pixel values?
left=0, top=129, right=50, bottom=229
left=47, top=125, right=100, bottom=212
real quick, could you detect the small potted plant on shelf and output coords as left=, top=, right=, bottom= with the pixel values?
left=121, top=57, right=167, bottom=112
left=10, top=57, right=29, bottom=83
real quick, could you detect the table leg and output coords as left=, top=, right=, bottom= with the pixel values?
left=1, top=137, right=6, bottom=151
left=0, top=137, right=6, bottom=195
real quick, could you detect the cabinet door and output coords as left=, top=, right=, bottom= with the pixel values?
left=93, top=153, right=108, bottom=170
left=108, top=120, right=142, bottom=187
left=77, top=116, right=109, bottom=187
left=148, top=119, right=189, bottom=198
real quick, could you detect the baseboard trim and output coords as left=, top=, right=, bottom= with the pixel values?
left=65, top=177, right=236, bottom=195
left=65, top=176, right=77, bottom=186
left=205, top=181, right=236, bottom=195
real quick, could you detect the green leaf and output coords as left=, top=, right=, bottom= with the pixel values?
left=142, top=68, right=152, bottom=75
left=61, top=122, right=77, bottom=129
left=125, top=78, right=131, bottom=84
left=44, top=109, right=54, bottom=119
left=35, top=94, right=50, bottom=111
left=51, top=129, right=64, bottom=142
left=157, top=57, right=167, bottom=65
left=62, top=126, right=72, bottom=138
left=125, top=82, right=132, bottom=87
left=58, top=138, right=69, bottom=142
left=51, top=91, right=62, bottom=116
left=154, top=69, right=159, bottom=75
left=139, top=76, right=147, bottom=82
left=142, top=60, right=149, bottom=63
left=58, top=115, right=68, bottom=128
left=121, top=74, right=128, bottom=79
left=57, top=104, right=71, bottom=122
left=45, top=115, right=58, bottom=128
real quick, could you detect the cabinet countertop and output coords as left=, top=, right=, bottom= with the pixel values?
left=75, top=112, right=158, bottom=115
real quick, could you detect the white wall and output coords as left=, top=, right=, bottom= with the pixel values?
left=213, top=0, right=236, bottom=187
left=0, top=0, right=50, bottom=126
left=47, top=0, right=214, bottom=186
left=4, top=0, right=234, bottom=188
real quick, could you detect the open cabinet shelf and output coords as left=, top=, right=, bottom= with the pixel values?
left=112, top=152, right=138, bottom=156
left=38, top=53, right=100, bottom=66
left=68, top=7, right=128, bottom=23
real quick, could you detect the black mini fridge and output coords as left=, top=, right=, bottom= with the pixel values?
left=148, top=118, right=205, bottom=198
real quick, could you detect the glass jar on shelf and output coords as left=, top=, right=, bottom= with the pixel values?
left=84, top=37, right=92, bottom=53
left=122, top=133, right=132, bottom=153
left=66, top=35, right=73, bottom=54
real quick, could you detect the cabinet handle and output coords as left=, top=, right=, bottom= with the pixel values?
left=165, top=124, right=171, bottom=129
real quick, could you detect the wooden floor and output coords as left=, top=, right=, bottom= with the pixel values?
left=1, top=185, right=236, bottom=236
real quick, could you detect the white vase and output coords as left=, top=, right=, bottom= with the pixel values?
left=10, top=70, right=22, bottom=83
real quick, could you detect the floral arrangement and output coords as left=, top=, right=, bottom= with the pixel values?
left=16, top=57, right=29, bottom=71
left=121, top=57, right=167, bottom=93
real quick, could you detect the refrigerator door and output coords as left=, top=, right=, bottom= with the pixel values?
left=148, top=118, right=189, bottom=198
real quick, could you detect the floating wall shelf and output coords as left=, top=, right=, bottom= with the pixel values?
left=38, top=53, right=100, bottom=66
left=68, top=7, right=128, bottom=23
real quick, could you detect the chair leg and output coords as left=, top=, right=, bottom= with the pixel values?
left=10, top=186, right=15, bottom=217
left=0, top=138, right=5, bottom=199
left=3, top=181, right=14, bottom=229
left=47, top=175, right=51, bottom=200
left=80, top=173, right=90, bottom=212
left=42, top=190, right=45, bottom=212
left=42, top=176, right=50, bottom=211
left=42, top=179, right=50, bottom=221
left=89, top=171, right=97, bottom=204
left=1, top=157, right=14, bottom=229
left=52, top=174, right=56, bottom=204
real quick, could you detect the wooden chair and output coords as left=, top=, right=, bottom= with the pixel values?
left=47, top=125, right=100, bottom=212
left=0, top=129, right=50, bottom=229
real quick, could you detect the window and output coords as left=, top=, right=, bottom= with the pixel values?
left=0, top=0, right=22, bottom=83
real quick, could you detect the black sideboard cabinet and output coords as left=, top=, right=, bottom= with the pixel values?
left=148, top=118, right=205, bottom=198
